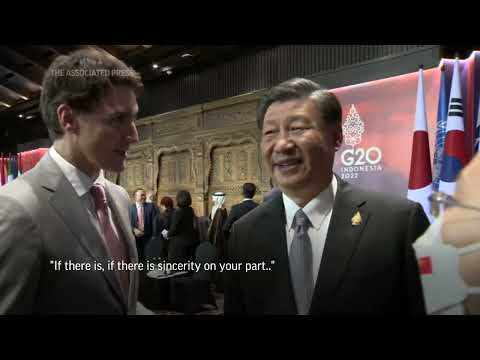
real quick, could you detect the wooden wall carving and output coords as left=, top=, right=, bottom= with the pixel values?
left=121, top=91, right=270, bottom=215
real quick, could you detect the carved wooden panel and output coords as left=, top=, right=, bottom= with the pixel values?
left=135, top=164, right=143, bottom=186
left=204, top=102, right=257, bottom=129
left=158, top=151, right=193, bottom=187
left=153, top=116, right=198, bottom=137
left=136, top=124, right=151, bottom=140
left=208, top=142, right=260, bottom=215
left=210, top=143, right=258, bottom=185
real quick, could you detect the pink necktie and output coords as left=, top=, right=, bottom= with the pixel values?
left=90, top=184, right=129, bottom=296
left=137, top=204, right=144, bottom=232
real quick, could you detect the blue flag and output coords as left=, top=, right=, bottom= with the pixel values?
left=433, top=66, right=448, bottom=191
left=11, top=157, right=18, bottom=179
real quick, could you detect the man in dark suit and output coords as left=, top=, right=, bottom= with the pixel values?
left=223, top=182, right=259, bottom=240
left=129, top=188, right=158, bottom=264
left=224, top=78, right=429, bottom=315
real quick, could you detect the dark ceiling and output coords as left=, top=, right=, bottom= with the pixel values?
left=0, top=45, right=264, bottom=146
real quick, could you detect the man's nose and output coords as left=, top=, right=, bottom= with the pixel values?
left=127, top=121, right=139, bottom=144
left=273, top=129, right=295, bottom=153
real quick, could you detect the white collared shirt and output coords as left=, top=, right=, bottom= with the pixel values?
left=49, top=146, right=122, bottom=244
left=283, top=176, right=338, bottom=287
left=241, top=198, right=254, bottom=202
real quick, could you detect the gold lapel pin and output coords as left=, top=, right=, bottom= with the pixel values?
left=351, top=211, right=362, bottom=226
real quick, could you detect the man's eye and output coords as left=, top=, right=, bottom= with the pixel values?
left=290, top=127, right=306, bottom=132
left=264, top=129, right=278, bottom=136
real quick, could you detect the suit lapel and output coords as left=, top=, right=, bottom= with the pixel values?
left=105, top=182, right=139, bottom=307
left=105, top=183, right=138, bottom=264
left=39, top=155, right=127, bottom=310
left=310, top=177, right=370, bottom=314
left=256, top=196, right=297, bottom=314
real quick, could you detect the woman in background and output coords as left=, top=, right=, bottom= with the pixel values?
left=153, top=196, right=174, bottom=261
left=166, top=190, right=198, bottom=264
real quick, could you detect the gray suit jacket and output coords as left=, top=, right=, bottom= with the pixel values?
left=0, top=153, right=142, bottom=314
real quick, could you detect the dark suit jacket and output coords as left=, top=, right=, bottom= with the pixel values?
left=167, top=206, right=197, bottom=246
left=129, top=202, right=158, bottom=240
left=223, top=200, right=258, bottom=239
left=224, top=177, right=429, bottom=315
left=153, top=207, right=174, bottom=236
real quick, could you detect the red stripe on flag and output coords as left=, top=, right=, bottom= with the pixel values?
left=0, top=158, right=4, bottom=185
left=444, top=130, right=468, bottom=166
left=419, top=256, right=433, bottom=275
left=465, top=55, right=475, bottom=162
left=408, top=131, right=433, bottom=189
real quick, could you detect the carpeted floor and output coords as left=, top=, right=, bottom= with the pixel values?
left=152, top=291, right=224, bottom=315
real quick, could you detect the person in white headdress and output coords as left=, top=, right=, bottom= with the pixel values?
left=208, top=192, right=228, bottom=292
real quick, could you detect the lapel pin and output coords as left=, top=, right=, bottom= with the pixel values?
left=351, top=211, right=362, bottom=226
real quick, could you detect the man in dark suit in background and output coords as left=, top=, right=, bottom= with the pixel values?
left=223, top=182, right=259, bottom=240
left=224, top=78, right=429, bottom=315
left=129, top=188, right=158, bottom=264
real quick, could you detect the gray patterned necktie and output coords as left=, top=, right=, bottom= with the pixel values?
left=289, top=209, right=314, bottom=315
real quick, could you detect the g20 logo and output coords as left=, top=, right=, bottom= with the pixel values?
left=340, top=147, right=382, bottom=166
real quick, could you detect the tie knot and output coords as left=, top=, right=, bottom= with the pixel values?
left=292, top=209, right=311, bottom=229
left=90, top=183, right=107, bottom=209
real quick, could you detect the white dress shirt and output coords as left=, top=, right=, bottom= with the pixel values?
left=49, top=146, right=123, bottom=245
left=283, top=176, right=338, bottom=287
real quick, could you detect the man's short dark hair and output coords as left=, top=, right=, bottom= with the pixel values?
left=176, top=190, right=192, bottom=208
left=257, top=78, right=342, bottom=130
left=133, top=188, right=145, bottom=197
left=242, top=183, right=256, bottom=199
left=40, top=48, right=143, bottom=141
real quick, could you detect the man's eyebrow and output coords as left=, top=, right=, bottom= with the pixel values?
left=109, top=110, right=138, bottom=118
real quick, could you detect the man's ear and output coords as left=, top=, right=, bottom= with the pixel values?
left=334, top=126, right=343, bottom=151
left=57, top=104, right=79, bottom=134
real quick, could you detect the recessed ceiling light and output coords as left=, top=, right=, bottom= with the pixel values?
left=18, top=114, right=24, bottom=118
left=161, top=66, right=172, bottom=72
left=19, top=95, right=29, bottom=101
left=26, top=115, right=34, bottom=119
left=0, top=101, right=11, bottom=108
left=181, top=53, right=193, bottom=58
left=152, top=63, right=159, bottom=69
left=166, top=70, right=172, bottom=75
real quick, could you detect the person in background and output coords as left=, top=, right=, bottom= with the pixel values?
left=154, top=196, right=174, bottom=261
left=129, top=188, right=158, bottom=264
left=223, top=183, right=259, bottom=241
left=165, top=190, right=197, bottom=264
left=208, top=192, right=228, bottom=292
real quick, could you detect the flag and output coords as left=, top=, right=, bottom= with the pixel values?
left=11, top=156, right=18, bottom=179
left=17, top=153, right=22, bottom=176
left=407, top=67, right=434, bottom=223
left=7, top=157, right=13, bottom=183
left=476, top=94, right=480, bottom=153
left=432, top=66, right=448, bottom=190
left=439, top=58, right=468, bottom=195
left=0, top=157, right=4, bottom=186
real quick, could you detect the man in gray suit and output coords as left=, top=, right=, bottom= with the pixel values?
left=0, top=48, right=150, bottom=314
